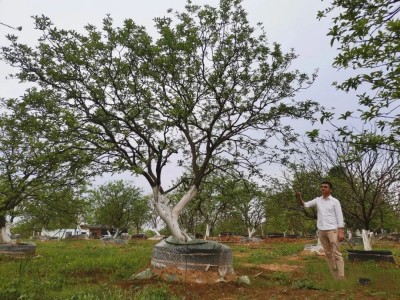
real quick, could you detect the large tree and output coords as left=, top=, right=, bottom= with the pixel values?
left=1, top=0, right=319, bottom=241
left=318, top=0, right=400, bottom=149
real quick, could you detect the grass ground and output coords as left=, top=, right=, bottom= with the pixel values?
left=0, top=237, right=399, bottom=299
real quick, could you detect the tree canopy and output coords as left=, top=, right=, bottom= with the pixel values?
left=17, top=186, right=87, bottom=233
left=319, top=0, right=400, bottom=149
left=0, top=98, right=92, bottom=243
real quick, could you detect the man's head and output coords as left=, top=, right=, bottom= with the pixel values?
left=320, top=181, right=333, bottom=197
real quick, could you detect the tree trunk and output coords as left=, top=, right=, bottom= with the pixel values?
left=204, top=224, right=210, bottom=240
left=247, top=227, right=255, bottom=238
left=153, top=185, right=197, bottom=242
left=0, top=216, right=14, bottom=244
left=362, top=229, right=373, bottom=250
left=347, top=230, right=353, bottom=240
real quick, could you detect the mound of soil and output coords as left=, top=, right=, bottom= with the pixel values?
left=152, top=267, right=237, bottom=284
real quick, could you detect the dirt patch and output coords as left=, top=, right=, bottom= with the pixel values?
left=126, top=279, right=350, bottom=300
left=216, top=236, right=242, bottom=243
left=243, top=263, right=303, bottom=272
left=151, top=267, right=237, bottom=284
left=286, top=255, right=303, bottom=261
left=300, top=249, right=326, bottom=256
left=233, top=252, right=250, bottom=258
left=263, top=238, right=312, bottom=244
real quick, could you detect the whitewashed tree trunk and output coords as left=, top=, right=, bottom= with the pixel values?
left=362, top=229, right=373, bottom=250
left=204, top=224, right=210, bottom=240
left=153, top=185, right=198, bottom=242
left=347, top=230, right=353, bottom=240
left=0, top=222, right=15, bottom=244
left=247, top=227, right=256, bottom=238
left=154, top=229, right=161, bottom=236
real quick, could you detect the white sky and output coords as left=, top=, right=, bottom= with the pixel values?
left=0, top=0, right=360, bottom=192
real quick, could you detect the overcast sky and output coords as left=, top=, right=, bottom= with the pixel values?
left=0, top=0, right=358, bottom=190
left=0, top=0, right=354, bottom=106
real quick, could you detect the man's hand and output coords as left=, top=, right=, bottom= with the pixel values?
left=338, top=228, right=345, bottom=242
left=295, top=192, right=305, bottom=206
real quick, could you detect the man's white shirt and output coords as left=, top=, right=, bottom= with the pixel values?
left=304, top=195, right=345, bottom=230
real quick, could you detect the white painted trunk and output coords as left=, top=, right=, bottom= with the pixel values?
left=154, top=229, right=161, bottom=236
left=247, top=227, right=256, bottom=238
left=204, top=224, right=210, bottom=240
left=153, top=185, right=198, bottom=242
left=347, top=230, right=353, bottom=240
left=362, top=229, right=373, bottom=251
left=0, top=223, right=15, bottom=244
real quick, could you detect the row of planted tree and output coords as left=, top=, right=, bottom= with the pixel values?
left=8, top=138, right=400, bottom=241
left=1, top=0, right=400, bottom=246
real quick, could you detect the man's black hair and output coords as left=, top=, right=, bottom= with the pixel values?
left=320, top=181, right=333, bottom=189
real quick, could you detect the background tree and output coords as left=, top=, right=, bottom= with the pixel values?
left=370, top=201, right=400, bottom=233
left=295, top=135, right=400, bottom=231
left=193, top=174, right=235, bottom=238
left=1, top=0, right=319, bottom=241
left=264, top=176, right=318, bottom=235
left=226, top=180, right=265, bottom=237
left=0, top=99, right=91, bottom=244
left=88, top=180, right=149, bottom=236
left=318, top=0, right=400, bottom=149
left=171, top=172, right=241, bottom=238
left=14, top=186, right=87, bottom=236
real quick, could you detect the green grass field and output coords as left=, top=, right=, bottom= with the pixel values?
left=0, top=238, right=399, bottom=299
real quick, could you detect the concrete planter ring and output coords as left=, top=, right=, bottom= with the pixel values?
left=347, top=249, right=395, bottom=263
left=0, top=242, right=37, bottom=256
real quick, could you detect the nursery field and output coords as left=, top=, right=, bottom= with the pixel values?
left=0, top=237, right=399, bottom=300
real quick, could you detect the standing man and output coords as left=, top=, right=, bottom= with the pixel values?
left=296, top=181, right=346, bottom=280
